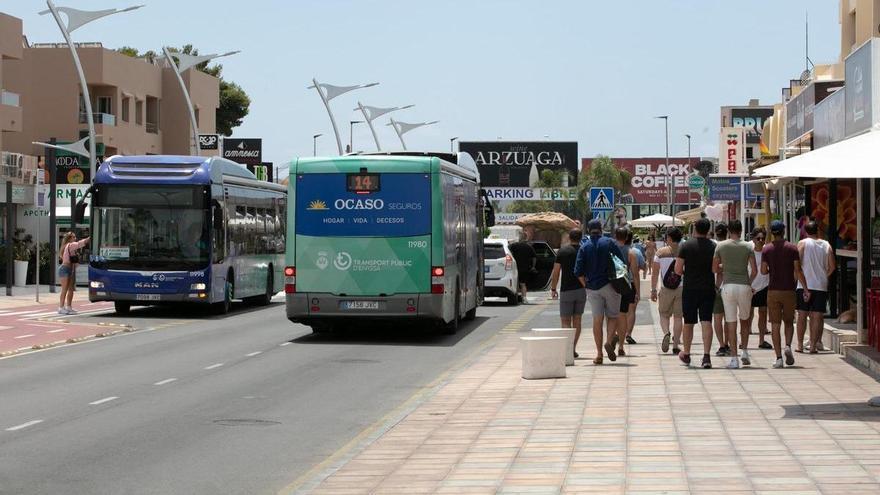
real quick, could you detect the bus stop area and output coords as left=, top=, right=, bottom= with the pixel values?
left=295, top=285, right=880, bottom=495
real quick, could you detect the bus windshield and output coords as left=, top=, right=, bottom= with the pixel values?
left=92, top=186, right=210, bottom=270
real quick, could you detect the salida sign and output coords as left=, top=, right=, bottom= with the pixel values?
left=581, top=157, right=696, bottom=204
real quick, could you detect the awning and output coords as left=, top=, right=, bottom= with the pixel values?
left=675, top=206, right=704, bottom=224
left=754, top=129, right=880, bottom=178
left=628, top=213, right=679, bottom=228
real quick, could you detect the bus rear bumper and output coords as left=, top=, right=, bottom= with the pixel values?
left=286, top=293, right=445, bottom=324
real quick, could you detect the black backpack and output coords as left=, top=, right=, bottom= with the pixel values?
left=662, top=257, right=681, bottom=290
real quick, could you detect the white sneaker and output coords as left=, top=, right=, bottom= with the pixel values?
left=65, top=307, right=77, bottom=315
left=741, top=350, right=751, bottom=366
left=816, top=341, right=826, bottom=351
left=57, top=307, right=67, bottom=315
left=772, top=358, right=784, bottom=369
left=727, top=357, right=740, bottom=369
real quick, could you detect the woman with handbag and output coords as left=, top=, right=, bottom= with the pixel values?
left=58, top=232, right=90, bottom=315
left=652, top=228, right=683, bottom=355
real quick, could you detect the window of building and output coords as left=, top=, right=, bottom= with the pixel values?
left=121, top=97, right=130, bottom=122
left=97, top=96, right=112, bottom=115
left=146, top=96, right=159, bottom=134
left=746, top=147, right=754, bottom=160
left=135, top=99, right=143, bottom=125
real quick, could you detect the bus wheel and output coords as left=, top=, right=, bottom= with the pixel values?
left=444, top=281, right=460, bottom=335
left=215, top=273, right=233, bottom=315
left=114, top=301, right=131, bottom=315
left=255, top=269, right=273, bottom=306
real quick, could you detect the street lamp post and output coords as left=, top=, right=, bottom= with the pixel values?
left=354, top=102, right=414, bottom=151
left=308, top=79, right=378, bottom=155
left=39, top=0, right=143, bottom=183
left=450, top=137, right=458, bottom=153
left=163, top=47, right=238, bottom=155
left=655, top=115, right=670, bottom=216
left=313, top=133, right=322, bottom=156
left=685, top=133, right=692, bottom=211
left=387, top=118, right=439, bottom=151
left=348, top=120, right=363, bottom=154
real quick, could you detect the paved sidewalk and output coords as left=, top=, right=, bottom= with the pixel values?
left=300, top=293, right=880, bottom=494
left=0, top=284, right=90, bottom=310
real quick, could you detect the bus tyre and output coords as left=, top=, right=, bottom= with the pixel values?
left=114, top=301, right=131, bottom=315
left=444, top=281, right=461, bottom=335
left=215, top=273, right=233, bottom=315
left=255, top=269, right=273, bottom=306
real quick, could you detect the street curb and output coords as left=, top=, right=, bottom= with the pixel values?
left=279, top=302, right=548, bottom=495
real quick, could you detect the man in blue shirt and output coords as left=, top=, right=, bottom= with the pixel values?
left=575, top=219, right=625, bottom=365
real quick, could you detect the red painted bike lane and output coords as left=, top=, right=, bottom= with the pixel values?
left=0, top=301, right=117, bottom=357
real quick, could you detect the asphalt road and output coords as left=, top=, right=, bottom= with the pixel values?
left=0, top=295, right=529, bottom=495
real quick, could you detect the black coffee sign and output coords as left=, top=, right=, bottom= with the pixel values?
left=458, top=141, right=578, bottom=188
left=222, top=138, right=262, bottom=166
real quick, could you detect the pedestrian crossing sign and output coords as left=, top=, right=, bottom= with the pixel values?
left=589, top=187, right=614, bottom=212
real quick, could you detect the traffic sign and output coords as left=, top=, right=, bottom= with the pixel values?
left=589, top=187, right=614, bottom=212
left=688, top=175, right=705, bottom=190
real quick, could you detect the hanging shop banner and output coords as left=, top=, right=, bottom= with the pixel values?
left=845, top=39, right=877, bottom=138
left=731, top=107, right=774, bottom=145
left=786, top=80, right=845, bottom=145
left=459, top=141, right=578, bottom=188
left=814, top=87, right=846, bottom=149
left=54, top=142, right=104, bottom=185
left=707, top=176, right=758, bottom=201
left=581, top=157, right=695, bottom=205
left=222, top=138, right=262, bottom=166
left=482, top=187, right=578, bottom=201
left=719, top=127, right=745, bottom=175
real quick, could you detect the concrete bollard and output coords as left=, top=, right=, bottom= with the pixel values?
left=520, top=336, right=567, bottom=379
left=531, top=328, right=575, bottom=365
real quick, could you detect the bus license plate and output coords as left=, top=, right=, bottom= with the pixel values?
left=135, top=294, right=161, bottom=301
left=340, top=301, right=379, bottom=310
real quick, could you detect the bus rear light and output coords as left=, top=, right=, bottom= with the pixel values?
left=310, top=306, right=320, bottom=312
left=431, top=284, right=444, bottom=294
left=284, top=266, right=296, bottom=293
left=285, top=284, right=296, bottom=294
left=431, top=266, right=444, bottom=277
left=406, top=306, right=416, bottom=313
left=504, top=254, right=513, bottom=271
left=284, top=266, right=296, bottom=277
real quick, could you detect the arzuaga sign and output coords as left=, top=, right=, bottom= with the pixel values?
left=458, top=141, right=578, bottom=188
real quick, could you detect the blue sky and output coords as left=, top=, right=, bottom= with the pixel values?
left=6, top=1, right=839, bottom=170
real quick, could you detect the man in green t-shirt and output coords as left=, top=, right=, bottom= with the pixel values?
left=713, top=219, right=757, bottom=369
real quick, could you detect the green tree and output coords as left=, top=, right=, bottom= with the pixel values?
left=116, top=45, right=250, bottom=136
left=573, top=155, right=633, bottom=221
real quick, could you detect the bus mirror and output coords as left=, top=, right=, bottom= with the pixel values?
left=72, top=201, right=88, bottom=224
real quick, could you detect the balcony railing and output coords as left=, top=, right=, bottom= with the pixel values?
left=146, top=121, right=158, bottom=134
left=1, top=90, right=20, bottom=107
left=79, top=112, right=116, bottom=126
left=1, top=152, right=39, bottom=185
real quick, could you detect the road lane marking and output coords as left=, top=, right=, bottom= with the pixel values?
left=0, top=310, right=45, bottom=316
left=5, top=419, right=43, bottom=431
left=280, top=342, right=292, bottom=346
left=89, top=396, right=118, bottom=406
left=245, top=351, right=262, bottom=357
left=13, top=334, right=34, bottom=339
left=204, top=363, right=224, bottom=370
left=47, top=329, right=66, bottom=333
left=154, top=378, right=177, bottom=386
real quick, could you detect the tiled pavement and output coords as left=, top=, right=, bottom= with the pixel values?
left=301, top=293, right=880, bottom=494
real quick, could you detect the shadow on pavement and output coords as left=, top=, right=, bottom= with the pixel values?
left=782, top=402, right=880, bottom=421
left=290, top=316, right=490, bottom=347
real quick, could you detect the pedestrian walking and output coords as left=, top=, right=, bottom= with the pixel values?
left=550, top=229, right=586, bottom=358
left=712, top=223, right=730, bottom=357
left=614, top=228, right=640, bottom=355
left=627, top=230, right=644, bottom=344
left=748, top=227, right=772, bottom=350
left=508, top=231, right=537, bottom=304
left=651, top=227, right=683, bottom=355
left=645, top=235, right=657, bottom=277
left=575, top=219, right=625, bottom=365
left=761, top=220, right=807, bottom=368
left=713, top=220, right=758, bottom=369
left=675, top=218, right=717, bottom=368
left=796, top=221, right=835, bottom=353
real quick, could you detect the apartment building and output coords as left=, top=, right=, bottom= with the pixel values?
left=2, top=40, right=219, bottom=158
left=0, top=13, right=22, bottom=158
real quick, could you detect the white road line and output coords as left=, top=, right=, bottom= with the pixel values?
left=5, top=419, right=43, bottom=431
left=13, top=334, right=34, bottom=339
left=47, top=329, right=66, bottom=333
left=88, top=396, right=118, bottom=406
left=280, top=342, right=292, bottom=347
left=245, top=351, right=262, bottom=357
left=1, top=310, right=46, bottom=317
left=153, top=378, right=177, bottom=386
left=25, top=311, right=62, bottom=318
left=204, top=363, right=224, bottom=370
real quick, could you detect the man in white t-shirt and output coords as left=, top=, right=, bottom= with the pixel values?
left=796, top=221, right=836, bottom=353
left=747, top=227, right=771, bottom=350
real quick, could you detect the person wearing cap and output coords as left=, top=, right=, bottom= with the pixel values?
left=712, top=223, right=731, bottom=357
left=796, top=221, right=835, bottom=354
left=761, top=220, right=808, bottom=368
left=575, top=219, right=625, bottom=365
left=675, top=218, right=718, bottom=369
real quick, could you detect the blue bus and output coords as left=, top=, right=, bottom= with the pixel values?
left=80, top=155, right=287, bottom=314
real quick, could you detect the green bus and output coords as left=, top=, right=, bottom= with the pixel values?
left=284, top=152, right=490, bottom=334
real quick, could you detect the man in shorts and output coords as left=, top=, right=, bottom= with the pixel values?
left=508, top=231, right=537, bottom=304
left=614, top=227, right=640, bottom=356
left=712, top=223, right=730, bottom=357
left=550, top=229, right=586, bottom=358
left=575, top=219, right=625, bottom=365
left=796, top=221, right=835, bottom=353
left=748, top=227, right=772, bottom=349
left=761, top=220, right=806, bottom=368
left=675, top=218, right=717, bottom=368
left=651, top=227, right=683, bottom=355
left=713, top=219, right=757, bottom=369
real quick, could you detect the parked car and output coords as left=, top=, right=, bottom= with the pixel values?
left=483, top=239, right=519, bottom=305
left=527, top=240, right=556, bottom=291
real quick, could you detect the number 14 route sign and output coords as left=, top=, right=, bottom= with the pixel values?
left=589, top=187, right=614, bottom=212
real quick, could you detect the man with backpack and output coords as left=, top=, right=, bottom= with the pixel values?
left=575, top=219, right=626, bottom=365
left=613, top=228, right=640, bottom=356
left=675, top=218, right=717, bottom=368
left=651, top=227, right=683, bottom=355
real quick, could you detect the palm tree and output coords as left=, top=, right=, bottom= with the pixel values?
left=574, top=155, right=632, bottom=222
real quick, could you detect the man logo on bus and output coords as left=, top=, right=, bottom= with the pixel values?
left=307, top=199, right=328, bottom=211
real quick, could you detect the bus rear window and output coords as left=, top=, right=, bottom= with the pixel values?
left=296, top=173, right=430, bottom=237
